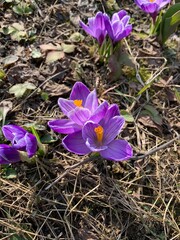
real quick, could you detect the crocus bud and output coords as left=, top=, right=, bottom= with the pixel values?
left=0, top=144, right=21, bottom=164
left=2, top=125, right=37, bottom=158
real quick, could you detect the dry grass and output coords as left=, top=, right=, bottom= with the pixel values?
left=0, top=0, right=180, bottom=239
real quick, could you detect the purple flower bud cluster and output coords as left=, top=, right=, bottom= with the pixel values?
left=48, top=82, right=133, bottom=161
left=0, top=125, right=37, bottom=164
left=80, top=10, right=132, bottom=45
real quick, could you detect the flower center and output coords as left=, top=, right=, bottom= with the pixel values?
left=94, top=125, right=104, bottom=143
left=73, top=99, right=83, bottom=107
left=149, top=0, right=155, bottom=2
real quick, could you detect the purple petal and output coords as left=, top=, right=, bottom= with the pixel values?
left=2, top=124, right=26, bottom=141
left=24, top=133, right=37, bottom=158
left=100, top=139, right=133, bottom=161
left=0, top=144, right=21, bottom=164
left=95, top=29, right=106, bottom=45
left=58, top=98, right=75, bottom=116
left=158, top=0, right=171, bottom=10
left=117, top=10, right=127, bottom=21
left=111, top=12, right=120, bottom=23
left=134, top=0, right=142, bottom=8
left=13, top=137, right=26, bottom=150
left=121, top=15, right=130, bottom=27
left=80, top=20, right=95, bottom=37
left=115, top=25, right=132, bottom=42
left=141, top=3, right=158, bottom=14
left=86, top=137, right=107, bottom=152
left=103, top=116, right=125, bottom=145
left=68, top=108, right=91, bottom=126
left=94, top=12, right=106, bottom=29
left=88, top=17, right=95, bottom=29
left=62, top=131, right=91, bottom=155
left=84, top=89, right=98, bottom=113
left=48, top=119, right=81, bottom=134
left=100, top=104, right=120, bottom=126
left=82, top=121, right=107, bottom=151
left=90, top=101, right=109, bottom=123
left=104, top=16, right=114, bottom=40
left=112, top=21, right=123, bottom=37
left=82, top=121, right=98, bottom=142
left=70, top=82, right=90, bottom=104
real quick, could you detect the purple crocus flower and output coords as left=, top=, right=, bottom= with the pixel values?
left=135, top=0, right=171, bottom=22
left=104, top=10, right=132, bottom=43
left=62, top=104, right=133, bottom=161
left=80, top=11, right=109, bottom=45
left=2, top=125, right=37, bottom=158
left=48, top=82, right=108, bottom=134
left=0, top=144, right=21, bottom=164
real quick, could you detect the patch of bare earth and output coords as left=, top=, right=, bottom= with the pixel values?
left=0, top=0, right=179, bottom=239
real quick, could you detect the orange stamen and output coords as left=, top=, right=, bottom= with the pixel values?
left=74, top=99, right=83, bottom=107
left=94, top=125, right=104, bottom=143
left=149, top=0, right=155, bottom=2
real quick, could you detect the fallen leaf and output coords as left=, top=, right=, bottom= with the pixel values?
left=43, top=81, right=70, bottom=96
left=12, top=22, right=25, bottom=31
left=40, top=43, right=62, bottom=52
left=138, top=115, right=162, bottom=131
left=69, top=32, right=85, bottom=42
left=9, top=82, right=36, bottom=98
left=45, top=51, right=64, bottom=63
left=2, top=55, right=19, bottom=67
left=61, top=43, right=75, bottom=53
left=0, top=100, right=13, bottom=125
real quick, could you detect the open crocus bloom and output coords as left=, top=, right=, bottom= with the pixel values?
left=135, top=0, right=171, bottom=22
left=48, top=82, right=109, bottom=134
left=63, top=105, right=133, bottom=161
left=80, top=11, right=109, bottom=45
left=0, top=144, right=21, bottom=164
left=104, top=10, right=132, bottom=43
left=2, top=125, right=37, bottom=158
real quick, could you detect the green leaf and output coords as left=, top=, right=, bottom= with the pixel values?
left=41, top=134, right=58, bottom=144
left=159, top=3, right=180, bottom=44
left=9, top=82, right=36, bottom=98
left=12, top=5, right=24, bottom=15
left=120, top=110, right=134, bottom=122
left=24, top=123, right=46, bottom=131
left=13, top=3, right=33, bottom=16
left=137, top=82, right=152, bottom=95
left=31, top=49, right=42, bottom=59
left=10, top=22, right=26, bottom=41
left=0, top=69, right=5, bottom=79
left=2, top=167, right=17, bottom=179
left=174, top=88, right=180, bottom=103
left=41, top=92, right=49, bottom=101
left=10, top=234, right=30, bottom=240
left=141, top=105, right=162, bottom=125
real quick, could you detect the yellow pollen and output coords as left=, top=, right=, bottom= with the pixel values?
left=149, top=0, right=155, bottom=2
left=94, top=125, right=104, bottom=143
left=74, top=99, right=83, bottom=107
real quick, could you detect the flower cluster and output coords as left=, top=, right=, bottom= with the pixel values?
left=80, top=10, right=132, bottom=45
left=0, top=125, right=37, bottom=164
left=48, top=82, right=133, bottom=161
left=135, top=0, right=171, bottom=23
